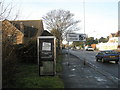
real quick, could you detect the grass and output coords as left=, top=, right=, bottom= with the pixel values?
left=12, top=54, right=64, bottom=88
left=14, top=63, right=64, bottom=88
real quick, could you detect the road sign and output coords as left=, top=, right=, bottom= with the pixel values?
left=66, top=33, right=86, bottom=41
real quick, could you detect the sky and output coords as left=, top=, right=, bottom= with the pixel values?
left=6, top=0, right=119, bottom=39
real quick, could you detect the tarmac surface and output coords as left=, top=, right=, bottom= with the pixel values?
left=60, top=50, right=119, bottom=89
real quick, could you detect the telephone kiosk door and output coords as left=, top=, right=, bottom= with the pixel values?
left=37, top=36, right=56, bottom=76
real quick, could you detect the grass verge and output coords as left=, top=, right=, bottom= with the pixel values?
left=12, top=54, right=64, bottom=88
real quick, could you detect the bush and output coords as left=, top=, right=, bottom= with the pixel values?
left=16, top=42, right=37, bottom=63
left=2, top=45, right=17, bottom=88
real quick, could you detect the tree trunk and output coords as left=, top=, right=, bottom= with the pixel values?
left=58, top=39, right=62, bottom=55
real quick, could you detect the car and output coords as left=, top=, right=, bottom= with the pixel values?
left=95, top=50, right=119, bottom=64
left=85, top=46, right=94, bottom=51
left=76, top=46, right=80, bottom=50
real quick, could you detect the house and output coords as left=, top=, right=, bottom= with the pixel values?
left=2, top=19, right=44, bottom=45
left=10, top=20, right=44, bottom=44
left=2, top=20, right=24, bottom=45
left=109, top=33, right=116, bottom=39
left=109, top=31, right=120, bottom=39
left=107, top=31, right=120, bottom=46
left=2, top=19, right=44, bottom=62
left=97, top=31, right=120, bottom=51
left=115, top=30, right=120, bottom=37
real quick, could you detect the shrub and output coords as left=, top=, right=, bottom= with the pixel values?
left=2, top=45, right=17, bottom=88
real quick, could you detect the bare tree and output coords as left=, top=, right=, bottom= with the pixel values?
left=0, top=0, right=20, bottom=20
left=1, top=0, right=21, bottom=62
left=42, top=9, right=80, bottom=53
left=1, top=0, right=21, bottom=87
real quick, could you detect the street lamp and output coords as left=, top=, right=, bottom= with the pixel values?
left=83, top=0, right=85, bottom=34
left=83, top=0, right=86, bottom=49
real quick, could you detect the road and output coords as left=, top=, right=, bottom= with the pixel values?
left=68, top=49, right=119, bottom=81
left=61, top=49, right=118, bottom=88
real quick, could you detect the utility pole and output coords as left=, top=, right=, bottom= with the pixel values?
left=83, top=0, right=86, bottom=49
left=83, top=0, right=85, bottom=34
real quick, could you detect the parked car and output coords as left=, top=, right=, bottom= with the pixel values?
left=85, top=46, right=94, bottom=51
left=95, top=50, right=119, bottom=64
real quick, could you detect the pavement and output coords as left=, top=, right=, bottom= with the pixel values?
left=59, top=50, right=119, bottom=89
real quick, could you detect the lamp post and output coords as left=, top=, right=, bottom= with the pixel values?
left=83, top=0, right=86, bottom=49
left=83, top=0, right=85, bottom=34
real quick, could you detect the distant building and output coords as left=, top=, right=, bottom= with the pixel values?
left=97, top=31, right=120, bottom=51
left=109, top=33, right=116, bottom=39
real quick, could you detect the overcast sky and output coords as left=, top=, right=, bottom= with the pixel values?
left=8, top=0, right=119, bottom=39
